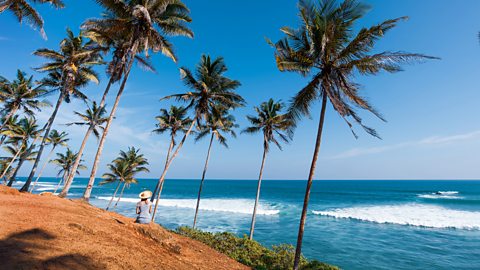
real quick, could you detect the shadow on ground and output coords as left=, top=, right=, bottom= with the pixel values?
left=0, top=228, right=105, bottom=269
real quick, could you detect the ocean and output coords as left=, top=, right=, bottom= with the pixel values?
left=18, top=178, right=480, bottom=270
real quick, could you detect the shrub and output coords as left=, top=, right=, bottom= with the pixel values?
left=175, top=226, right=339, bottom=270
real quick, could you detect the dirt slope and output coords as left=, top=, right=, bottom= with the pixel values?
left=0, top=185, right=250, bottom=270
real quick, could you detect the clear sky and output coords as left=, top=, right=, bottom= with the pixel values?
left=1, top=0, right=479, bottom=180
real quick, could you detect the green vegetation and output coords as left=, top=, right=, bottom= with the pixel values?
left=175, top=226, right=339, bottom=270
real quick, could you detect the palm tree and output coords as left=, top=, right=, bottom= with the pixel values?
left=270, top=1, right=437, bottom=268
left=0, top=0, right=65, bottom=38
left=101, top=147, right=149, bottom=210
left=81, top=0, right=193, bottom=201
left=30, top=129, right=68, bottom=192
left=6, top=141, right=38, bottom=186
left=192, top=105, right=238, bottom=228
left=2, top=117, right=39, bottom=186
left=20, top=29, right=103, bottom=192
left=50, top=148, right=86, bottom=194
left=0, top=70, right=49, bottom=134
left=58, top=101, right=108, bottom=198
left=150, top=105, right=192, bottom=202
left=152, top=55, right=244, bottom=221
left=242, top=99, right=291, bottom=240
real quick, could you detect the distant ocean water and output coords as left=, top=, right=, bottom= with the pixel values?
left=16, top=178, right=480, bottom=270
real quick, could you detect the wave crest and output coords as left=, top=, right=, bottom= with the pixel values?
left=97, top=197, right=280, bottom=215
left=313, top=204, right=480, bottom=230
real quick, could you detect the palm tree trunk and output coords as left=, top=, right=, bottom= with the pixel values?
left=4, top=142, right=25, bottom=186
left=106, top=181, right=121, bottom=211
left=79, top=77, right=114, bottom=201
left=249, top=142, right=268, bottom=240
left=151, top=136, right=174, bottom=202
left=292, top=94, right=328, bottom=270
left=193, top=133, right=215, bottom=229
left=58, top=127, right=93, bottom=198
left=53, top=170, right=68, bottom=194
left=7, top=152, right=27, bottom=187
left=0, top=135, right=7, bottom=146
left=151, top=121, right=196, bottom=221
left=83, top=42, right=138, bottom=201
left=0, top=107, right=18, bottom=133
left=21, top=91, right=65, bottom=192
left=113, top=183, right=126, bottom=209
left=30, top=147, right=55, bottom=193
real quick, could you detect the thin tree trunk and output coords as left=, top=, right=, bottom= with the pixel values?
left=249, top=142, right=268, bottom=240
left=79, top=77, right=114, bottom=201
left=0, top=107, right=18, bottom=133
left=106, top=181, right=121, bottom=211
left=293, top=94, right=328, bottom=270
left=113, top=183, right=126, bottom=209
left=30, top=147, right=55, bottom=193
left=7, top=152, right=27, bottom=187
left=83, top=42, right=138, bottom=201
left=151, top=121, right=196, bottom=221
left=0, top=135, right=7, bottom=146
left=21, top=92, right=65, bottom=192
left=4, top=142, right=25, bottom=185
left=193, top=133, right=214, bottom=229
left=58, top=127, right=93, bottom=198
left=151, top=136, right=174, bottom=202
left=53, top=170, right=68, bottom=194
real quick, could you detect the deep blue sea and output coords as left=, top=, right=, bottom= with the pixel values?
left=16, top=178, right=480, bottom=270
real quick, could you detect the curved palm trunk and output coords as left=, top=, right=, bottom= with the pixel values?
left=30, top=147, right=55, bottom=193
left=150, top=136, right=174, bottom=202
left=0, top=135, right=7, bottom=146
left=80, top=77, right=115, bottom=201
left=7, top=152, right=27, bottom=187
left=21, top=92, right=65, bottom=192
left=4, top=142, right=25, bottom=186
left=249, top=142, right=268, bottom=240
left=292, top=95, right=328, bottom=270
left=53, top=170, right=68, bottom=194
left=58, top=127, right=93, bottom=198
left=113, top=183, right=126, bottom=209
left=151, top=121, right=195, bottom=221
left=106, top=181, right=121, bottom=211
left=83, top=42, right=138, bottom=201
left=192, top=133, right=215, bottom=229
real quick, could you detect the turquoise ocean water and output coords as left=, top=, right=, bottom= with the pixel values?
left=17, top=178, right=480, bottom=270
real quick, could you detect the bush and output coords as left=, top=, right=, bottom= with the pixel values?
left=175, top=226, right=339, bottom=270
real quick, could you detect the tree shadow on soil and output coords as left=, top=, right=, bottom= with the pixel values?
left=0, top=228, right=105, bottom=269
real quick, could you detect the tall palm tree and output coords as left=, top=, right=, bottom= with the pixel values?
left=101, top=147, right=149, bottom=210
left=2, top=117, right=39, bottom=185
left=50, top=148, right=86, bottom=194
left=20, top=29, right=103, bottom=192
left=0, top=0, right=65, bottom=38
left=150, top=105, right=192, bottom=202
left=152, top=55, right=244, bottom=221
left=6, top=141, right=38, bottom=186
left=58, top=101, right=108, bottom=198
left=270, top=1, right=437, bottom=268
left=81, top=0, right=193, bottom=201
left=192, top=105, right=238, bottom=229
left=242, top=99, right=291, bottom=240
left=30, top=129, right=68, bottom=192
left=0, top=70, right=49, bottom=134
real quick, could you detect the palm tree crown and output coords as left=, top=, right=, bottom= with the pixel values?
left=195, top=105, right=238, bottom=148
left=50, top=148, right=85, bottom=177
left=46, top=129, right=69, bottom=149
left=271, top=0, right=437, bottom=138
left=243, top=99, right=291, bottom=152
left=67, top=101, right=108, bottom=138
left=153, top=105, right=192, bottom=145
left=0, top=0, right=65, bottom=38
left=101, top=147, right=149, bottom=185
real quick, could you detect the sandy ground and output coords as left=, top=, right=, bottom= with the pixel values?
left=0, top=185, right=250, bottom=270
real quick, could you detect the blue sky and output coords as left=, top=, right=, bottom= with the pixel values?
left=0, top=0, right=479, bottom=180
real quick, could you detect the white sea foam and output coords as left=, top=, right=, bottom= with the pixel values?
left=313, top=204, right=480, bottom=230
left=97, top=197, right=280, bottom=215
left=418, top=191, right=462, bottom=199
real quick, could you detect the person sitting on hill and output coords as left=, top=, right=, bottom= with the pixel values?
left=136, top=191, right=152, bottom=224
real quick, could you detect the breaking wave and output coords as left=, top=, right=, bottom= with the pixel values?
left=313, top=203, right=480, bottom=230
left=418, top=191, right=462, bottom=199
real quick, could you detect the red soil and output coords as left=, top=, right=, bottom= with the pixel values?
left=0, top=185, right=250, bottom=270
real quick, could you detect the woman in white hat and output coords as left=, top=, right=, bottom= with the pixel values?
left=136, top=190, right=153, bottom=224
